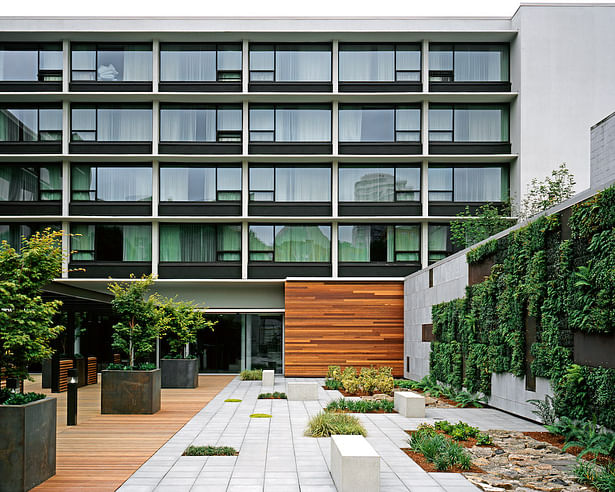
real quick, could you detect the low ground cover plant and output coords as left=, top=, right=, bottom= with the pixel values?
left=1, top=391, right=46, bottom=406
left=305, top=411, right=367, bottom=437
left=543, top=415, right=615, bottom=460
left=324, top=378, right=342, bottom=390
left=326, top=397, right=394, bottom=413
left=240, top=369, right=262, bottom=381
left=394, top=376, right=487, bottom=407
left=574, top=458, right=615, bottom=492
left=408, top=424, right=473, bottom=472
left=326, top=365, right=394, bottom=395
left=107, top=362, right=156, bottom=371
left=183, top=445, right=238, bottom=456
left=224, top=399, right=242, bottom=403
left=258, top=392, right=287, bottom=399
left=249, top=413, right=272, bottom=418
left=434, top=420, right=492, bottom=445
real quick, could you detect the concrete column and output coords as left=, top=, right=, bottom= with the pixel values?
left=331, top=221, right=338, bottom=278
left=152, top=39, right=160, bottom=93
left=242, top=100, right=249, bottom=156
left=61, top=220, right=70, bottom=278
left=62, top=40, right=70, bottom=93
left=241, top=221, right=248, bottom=279
left=332, top=160, right=339, bottom=217
left=152, top=100, right=159, bottom=156
left=152, top=160, right=159, bottom=217
left=332, top=40, right=339, bottom=93
left=421, top=159, right=429, bottom=217
left=422, top=39, right=429, bottom=93
left=421, top=221, right=429, bottom=269
left=241, top=160, right=249, bottom=217
left=62, top=160, right=70, bottom=216
left=151, top=221, right=159, bottom=276
left=422, top=100, right=429, bottom=156
left=332, top=101, right=339, bottom=156
left=242, top=40, right=249, bottom=93
left=62, top=101, right=70, bottom=155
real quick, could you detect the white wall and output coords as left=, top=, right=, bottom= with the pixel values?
left=513, top=5, right=615, bottom=195
left=591, top=112, right=615, bottom=189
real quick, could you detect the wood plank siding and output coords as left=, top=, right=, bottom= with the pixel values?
left=284, top=281, right=404, bottom=377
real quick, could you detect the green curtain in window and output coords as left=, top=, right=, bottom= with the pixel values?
left=395, top=225, right=420, bottom=262
left=122, top=225, right=151, bottom=261
left=429, top=225, right=448, bottom=251
left=386, top=225, right=395, bottom=262
left=40, top=166, right=62, bottom=200
left=217, top=225, right=241, bottom=261
left=160, top=224, right=181, bottom=261
left=71, top=223, right=95, bottom=260
left=161, top=224, right=217, bottom=262
left=72, top=165, right=94, bottom=200
left=275, top=225, right=330, bottom=262
left=338, top=225, right=370, bottom=262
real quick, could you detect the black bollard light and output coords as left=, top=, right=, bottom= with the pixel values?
left=67, top=368, right=78, bottom=426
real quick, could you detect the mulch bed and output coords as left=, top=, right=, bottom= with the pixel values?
left=329, top=409, right=396, bottom=414
left=404, top=430, right=498, bottom=450
left=523, top=431, right=614, bottom=466
left=400, top=448, right=485, bottom=473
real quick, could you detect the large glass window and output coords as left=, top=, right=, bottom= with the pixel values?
left=160, top=43, right=241, bottom=82
left=71, top=224, right=151, bottom=262
left=428, top=224, right=459, bottom=263
left=71, top=165, right=152, bottom=201
left=160, top=223, right=240, bottom=262
left=0, top=44, right=62, bottom=82
left=249, top=44, right=331, bottom=82
left=249, top=224, right=330, bottom=262
left=0, top=223, right=58, bottom=249
left=339, top=105, right=420, bottom=142
left=71, top=105, right=152, bottom=142
left=0, top=165, right=61, bottom=201
left=428, top=165, right=509, bottom=202
left=160, top=165, right=241, bottom=202
left=249, top=104, right=331, bottom=142
left=339, top=165, right=420, bottom=202
left=339, top=224, right=420, bottom=263
left=339, top=44, right=421, bottom=82
left=0, top=107, right=62, bottom=142
left=429, top=104, right=509, bottom=142
left=159, top=105, right=241, bottom=143
left=430, top=44, right=509, bottom=82
left=249, top=166, right=330, bottom=202
left=71, top=44, right=152, bottom=82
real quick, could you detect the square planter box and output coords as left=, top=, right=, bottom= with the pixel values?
left=160, top=358, right=199, bottom=389
left=0, top=397, right=56, bottom=492
left=101, top=369, right=161, bottom=414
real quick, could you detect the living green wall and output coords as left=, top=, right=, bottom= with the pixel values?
left=431, top=184, right=615, bottom=429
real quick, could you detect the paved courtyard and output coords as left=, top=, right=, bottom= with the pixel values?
left=119, top=377, right=543, bottom=492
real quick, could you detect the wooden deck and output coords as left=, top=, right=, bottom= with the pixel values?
left=25, top=373, right=235, bottom=491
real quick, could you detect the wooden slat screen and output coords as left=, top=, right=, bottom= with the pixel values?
left=56, top=359, right=73, bottom=393
left=284, top=281, right=404, bottom=377
left=87, top=357, right=97, bottom=385
left=113, top=353, right=121, bottom=364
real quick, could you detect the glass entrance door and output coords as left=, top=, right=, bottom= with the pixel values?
left=192, top=313, right=283, bottom=373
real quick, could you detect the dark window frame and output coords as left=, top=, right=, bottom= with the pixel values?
left=248, top=43, right=333, bottom=83
left=428, top=103, right=510, bottom=144
left=428, top=42, right=510, bottom=83
left=159, top=103, right=242, bottom=144
left=70, top=163, right=152, bottom=202
left=428, top=223, right=460, bottom=264
left=159, top=42, right=242, bottom=83
left=338, top=164, right=422, bottom=203
left=428, top=164, right=509, bottom=203
left=248, top=104, right=332, bottom=144
left=0, top=105, right=62, bottom=142
left=338, top=43, right=422, bottom=82
left=70, top=222, right=152, bottom=262
left=248, top=164, right=332, bottom=203
left=70, top=103, right=153, bottom=143
left=159, top=223, right=241, bottom=263
left=0, top=164, right=62, bottom=201
left=70, top=42, right=153, bottom=82
left=0, top=43, right=63, bottom=82
left=159, top=164, right=242, bottom=203
left=248, top=223, right=332, bottom=263
left=338, top=223, right=421, bottom=264
left=339, top=104, right=422, bottom=143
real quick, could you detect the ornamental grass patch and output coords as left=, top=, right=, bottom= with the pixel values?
left=305, top=411, right=367, bottom=437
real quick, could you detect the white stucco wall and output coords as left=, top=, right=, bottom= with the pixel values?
left=512, top=5, right=615, bottom=195
left=591, top=112, right=615, bottom=189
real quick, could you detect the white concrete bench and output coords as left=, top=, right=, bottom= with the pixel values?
left=394, top=391, right=425, bottom=418
left=286, top=381, right=318, bottom=401
left=261, top=370, right=275, bottom=387
left=331, top=435, right=380, bottom=492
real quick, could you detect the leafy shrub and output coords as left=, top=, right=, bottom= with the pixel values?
left=162, top=354, right=198, bottom=359
left=326, top=398, right=394, bottom=413
left=546, top=416, right=615, bottom=458
left=1, top=392, right=46, bottom=406
left=249, top=413, right=271, bottom=418
left=408, top=425, right=473, bottom=471
left=183, top=445, right=237, bottom=456
left=527, top=395, right=557, bottom=425
left=324, top=378, right=342, bottom=390
left=240, top=369, right=262, bottom=381
left=107, top=362, right=156, bottom=371
left=574, top=458, right=615, bottom=492
left=327, top=365, right=342, bottom=381
left=305, top=411, right=367, bottom=437
left=394, top=379, right=420, bottom=390
left=434, top=420, right=480, bottom=441
left=258, top=392, right=287, bottom=399
left=451, top=389, right=487, bottom=408
left=476, top=433, right=493, bottom=446
left=224, top=399, right=242, bottom=403
left=338, top=366, right=395, bottom=395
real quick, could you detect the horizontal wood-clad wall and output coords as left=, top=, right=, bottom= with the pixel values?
left=284, top=281, right=404, bottom=377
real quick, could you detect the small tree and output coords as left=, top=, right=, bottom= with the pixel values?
left=519, top=162, right=576, bottom=221
left=450, top=203, right=512, bottom=249
left=0, top=229, right=65, bottom=385
left=108, top=274, right=160, bottom=367
left=158, top=298, right=215, bottom=357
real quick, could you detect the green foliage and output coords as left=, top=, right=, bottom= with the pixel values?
left=158, top=297, right=216, bottom=357
left=327, top=365, right=342, bottom=381
left=108, top=274, right=161, bottom=367
left=324, top=378, right=343, bottom=390
left=183, top=445, right=237, bottom=456
left=408, top=425, right=473, bottom=471
left=434, top=420, right=480, bottom=441
left=545, top=415, right=615, bottom=458
left=249, top=413, right=272, bottom=418
left=573, top=459, right=615, bottom=492
left=325, top=397, right=394, bottom=413
left=466, top=238, right=498, bottom=264
left=450, top=203, right=512, bottom=249
left=258, top=392, right=287, bottom=399
left=0, top=228, right=65, bottom=382
left=239, top=369, right=262, bottom=380
left=527, top=395, right=557, bottom=425
left=1, top=392, right=46, bottom=406
left=519, top=162, right=576, bottom=221
left=337, top=365, right=394, bottom=395
left=224, top=399, right=242, bottom=402
left=476, top=433, right=493, bottom=446
left=107, top=362, right=156, bottom=371
left=394, top=379, right=421, bottom=390
left=304, top=411, right=367, bottom=437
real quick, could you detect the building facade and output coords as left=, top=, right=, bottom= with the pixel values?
left=1, top=5, right=615, bottom=376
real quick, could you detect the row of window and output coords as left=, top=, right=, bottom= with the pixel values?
left=0, top=42, right=510, bottom=86
left=0, top=104, right=510, bottom=145
left=0, top=164, right=509, bottom=204
left=0, top=223, right=454, bottom=265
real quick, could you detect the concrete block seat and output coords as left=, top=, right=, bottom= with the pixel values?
left=331, top=435, right=380, bottom=492
left=262, top=369, right=275, bottom=387
left=286, top=381, right=319, bottom=400
left=394, top=391, right=425, bottom=418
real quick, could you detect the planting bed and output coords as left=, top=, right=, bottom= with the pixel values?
left=524, top=431, right=615, bottom=467
left=400, top=448, right=485, bottom=474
